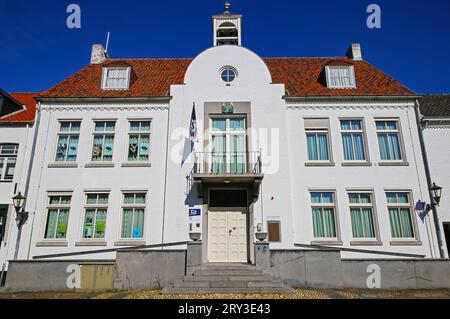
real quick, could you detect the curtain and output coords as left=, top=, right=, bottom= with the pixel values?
left=317, top=134, right=329, bottom=161
left=45, top=209, right=58, bottom=239
left=312, top=208, right=324, bottom=238
left=351, top=209, right=363, bottom=238
left=139, top=135, right=150, bottom=161
left=122, top=209, right=133, bottom=238
left=231, top=135, right=246, bottom=173
left=56, top=136, right=68, bottom=162
left=212, top=135, right=226, bottom=173
left=353, top=134, right=365, bottom=160
left=352, top=208, right=375, bottom=238
left=399, top=208, right=414, bottom=238
left=230, top=118, right=245, bottom=131
left=95, top=209, right=107, bottom=239
left=342, top=134, right=354, bottom=161
left=128, top=135, right=139, bottom=161
left=323, top=208, right=336, bottom=238
left=389, top=208, right=402, bottom=238
left=212, top=119, right=226, bottom=132
left=103, top=136, right=114, bottom=161
left=378, top=133, right=401, bottom=160
left=307, top=134, right=318, bottom=161
left=83, top=210, right=95, bottom=238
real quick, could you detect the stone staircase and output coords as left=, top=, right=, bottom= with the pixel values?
left=162, top=263, right=293, bottom=294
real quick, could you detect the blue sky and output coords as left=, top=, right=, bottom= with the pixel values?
left=0, top=0, right=449, bottom=93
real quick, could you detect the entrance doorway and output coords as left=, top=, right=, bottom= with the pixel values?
left=207, top=190, right=249, bottom=263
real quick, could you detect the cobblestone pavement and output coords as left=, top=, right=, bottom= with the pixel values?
left=1, top=289, right=450, bottom=299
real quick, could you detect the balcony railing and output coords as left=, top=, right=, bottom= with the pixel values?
left=194, top=151, right=262, bottom=175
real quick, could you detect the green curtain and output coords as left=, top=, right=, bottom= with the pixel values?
left=389, top=208, right=414, bottom=238
left=312, top=208, right=324, bottom=238
left=231, top=135, right=246, bottom=173
left=351, top=208, right=375, bottom=238
left=313, top=208, right=336, bottom=238
left=212, top=135, right=226, bottom=173
left=133, top=209, right=145, bottom=239
left=122, top=209, right=133, bottom=238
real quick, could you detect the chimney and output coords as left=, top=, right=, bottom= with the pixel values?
left=90, top=44, right=107, bottom=64
left=346, top=43, right=363, bottom=61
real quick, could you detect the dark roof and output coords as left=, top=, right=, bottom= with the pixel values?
left=41, top=57, right=414, bottom=98
left=0, top=91, right=37, bottom=123
left=420, top=94, right=450, bottom=118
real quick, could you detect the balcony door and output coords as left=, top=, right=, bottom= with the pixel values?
left=210, top=117, right=247, bottom=174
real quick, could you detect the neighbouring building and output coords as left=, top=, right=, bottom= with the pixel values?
left=2, top=5, right=448, bottom=292
left=0, top=90, right=37, bottom=283
left=420, top=94, right=450, bottom=257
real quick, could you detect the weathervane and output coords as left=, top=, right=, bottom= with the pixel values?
left=225, top=1, right=231, bottom=13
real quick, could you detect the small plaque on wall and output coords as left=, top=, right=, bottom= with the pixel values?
left=222, top=102, right=234, bottom=114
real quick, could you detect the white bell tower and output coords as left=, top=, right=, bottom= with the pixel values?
left=212, top=2, right=242, bottom=46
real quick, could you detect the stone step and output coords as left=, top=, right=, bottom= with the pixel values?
left=162, top=287, right=294, bottom=295
left=183, top=275, right=273, bottom=282
left=193, top=270, right=264, bottom=276
left=199, top=264, right=257, bottom=271
left=172, top=280, right=285, bottom=289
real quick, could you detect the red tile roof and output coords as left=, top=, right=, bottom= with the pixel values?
left=0, top=93, right=37, bottom=123
left=41, top=57, right=414, bottom=98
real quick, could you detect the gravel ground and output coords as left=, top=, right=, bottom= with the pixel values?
left=1, top=289, right=450, bottom=299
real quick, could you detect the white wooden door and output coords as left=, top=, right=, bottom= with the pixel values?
left=208, top=210, right=248, bottom=263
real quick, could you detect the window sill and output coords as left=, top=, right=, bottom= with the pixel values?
left=342, top=162, right=373, bottom=167
left=48, top=163, right=79, bottom=169
left=390, top=240, right=422, bottom=246
left=75, top=241, right=108, bottom=247
left=84, top=163, right=115, bottom=168
left=114, top=240, right=146, bottom=247
left=121, top=162, right=152, bottom=168
left=311, top=240, right=343, bottom=246
left=305, top=162, right=336, bottom=167
left=350, top=240, right=383, bottom=246
left=379, top=162, right=409, bottom=167
left=36, top=241, right=68, bottom=247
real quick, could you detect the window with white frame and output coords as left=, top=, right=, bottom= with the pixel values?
left=82, top=193, right=109, bottom=239
left=311, top=192, right=337, bottom=239
left=121, top=193, right=146, bottom=239
left=128, top=121, right=151, bottom=162
left=341, top=120, right=367, bottom=162
left=91, top=121, right=116, bottom=162
left=102, top=68, right=131, bottom=90
left=386, top=192, right=415, bottom=239
left=55, top=121, right=81, bottom=162
left=325, top=65, right=356, bottom=89
left=210, top=117, right=247, bottom=174
left=305, top=119, right=331, bottom=162
left=376, top=120, right=404, bottom=161
left=348, top=193, right=376, bottom=239
left=44, top=194, right=71, bottom=239
left=0, top=144, right=18, bottom=181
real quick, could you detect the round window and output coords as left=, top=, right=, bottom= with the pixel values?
left=220, top=67, right=237, bottom=83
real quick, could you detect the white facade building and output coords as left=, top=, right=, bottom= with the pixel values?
left=0, top=91, right=37, bottom=278
left=5, top=7, right=444, bottom=270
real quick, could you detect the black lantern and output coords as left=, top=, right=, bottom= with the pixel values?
left=430, top=183, right=443, bottom=206
left=12, top=192, right=26, bottom=213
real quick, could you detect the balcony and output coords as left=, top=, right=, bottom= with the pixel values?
left=190, top=152, right=264, bottom=199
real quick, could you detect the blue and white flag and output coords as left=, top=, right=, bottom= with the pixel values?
left=189, top=103, right=198, bottom=143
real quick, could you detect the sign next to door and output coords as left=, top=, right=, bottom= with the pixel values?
left=189, top=209, right=201, bottom=217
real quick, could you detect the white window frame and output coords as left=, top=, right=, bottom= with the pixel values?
left=340, top=118, right=369, bottom=163
left=80, top=192, right=109, bottom=241
left=101, top=67, right=131, bottom=90
left=120, top=192, right=147, bottom=240
left=310, top=190, right=340, bottom=242
left=385, top=191, right=419, bottom=242
left=0, top=143, right=19, bottom=182
left=42, top=193, right=72, bottom=241
left=209, top=116, right=247, bottom=173
left=54, top=120, right=81, bottom=163
left=90, top=120, right=116, bottom=163
left=126, top=120, right=152, bottom=164
left=375, top=118, right=406, bottom=164
left=325, top=65, right=356, bottom=89
left=348, top=192, right=380, bottom=242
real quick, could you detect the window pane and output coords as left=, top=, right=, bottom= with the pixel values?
left=139, top=135, right=150, bottom=161
left=0, top=158, right=3, bottom=179
left=98, top=194, right=109, bottom=205
left=103, top=136, right=114, bottom=160
left=86, top=194, right=97, bottom=205
left=140, top=121, right=151, bottom=131
left=307, top=134, right=318, bottom=161
left=124, top=194, right=135, bottom=205
left=56, top=210, right=69, bottom=239
left=135, top=194, right=146, bottom=204
left=83, top=210, right=95, bottom=238
left=133, top=209, right=145, bottom=239
left=317, top=134, right=329, bottom=161
left=92, top=136, right=104, bottom=161
left=121, top=209, right=133, bottom=238
left=128, top=135, right=139, bottom=161
left=45, top=210, right=58, bottom=239
left=95, top=209, right=107, bottom=239
left=5, top=158, right=16, bottom=179
left=230, top=118, right=245, bottom=131
left=399, top=208, right=414, bottom=238
left=212, top=119, right=227, bottom=132
left=60, top=122, right=71, bottom=132
left=312, top=208, right=325, bottom=238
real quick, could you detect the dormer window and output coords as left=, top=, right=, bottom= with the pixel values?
left=102, top=67, right=131, bottom=90
left=325, top=65, right=356, bottom=89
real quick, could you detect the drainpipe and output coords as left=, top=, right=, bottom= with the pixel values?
left=161, top=103, right=171, bottom=249
left=414, top=99, right=446, bottom=259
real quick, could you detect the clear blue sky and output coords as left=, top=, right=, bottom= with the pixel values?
left=1, top=0, right=449, bottom=94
